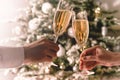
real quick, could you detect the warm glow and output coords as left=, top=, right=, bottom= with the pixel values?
left=113, top=0, right=120, bottom=7
left=0, top=0, right=28, bottom=41
left=0, top=0, right=28, bottom=22
left=0, top=0, right=16, bottom=22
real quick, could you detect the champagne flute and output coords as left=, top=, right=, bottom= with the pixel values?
left=53, top=0, right=72, bottom=43
left=72, top=19, right=89, bottom=49
left=72, top=12, right=90, bottom=80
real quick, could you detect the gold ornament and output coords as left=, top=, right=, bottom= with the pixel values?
left=95, top=7, right=101, bottom=20
left=60, top=63, right=65, bottom=70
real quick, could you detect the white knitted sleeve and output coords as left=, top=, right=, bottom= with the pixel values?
left=0, top=46, right=24, bottom=68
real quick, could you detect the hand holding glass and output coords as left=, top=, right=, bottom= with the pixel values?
left=72, top=14, right=91, bottom=80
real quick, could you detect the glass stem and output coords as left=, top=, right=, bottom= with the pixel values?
left=80, top=45, right=86, bottom=51
left=54, top=36, right=58, bottom=43
left=57, top=0, right=62, bottom=10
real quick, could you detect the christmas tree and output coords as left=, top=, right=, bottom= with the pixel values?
left=12, top=0, right=120, bottom=80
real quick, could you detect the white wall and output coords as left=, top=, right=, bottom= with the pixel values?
left=0, top=0, right=28, bottom=40
left=0, top=0, right=28, bottom=22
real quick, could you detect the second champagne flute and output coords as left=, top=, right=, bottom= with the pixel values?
left=72, top=11, right=90, bottom=80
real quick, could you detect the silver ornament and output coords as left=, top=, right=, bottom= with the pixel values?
left=28, top=18, right=41, bottom=31
left=66, top=45, right=79, bottom=57
left=68, top=27, right=74, bottom=38
left=67, top=57, right=75, bottom=65
left=75, top=57, right=80, bottom=64
left=60, top=63, right=65, bottom=70
left=45, top=67, right=50, bottom=74
left=101, top=26, right=107, bottom=37
left=73, top=64, right=79, bottom=72
left=12, top=26, right=26, bottom=36
left=65, top=39, right=72, bottom=50
left=42, top=2, right=53, bottom=14
left=58, top=71, right=65, bottom=77
left=57, top=44, right=65, bottom=57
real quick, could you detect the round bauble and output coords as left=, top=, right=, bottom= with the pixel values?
left=28, top=18, right=40, bottom=31
left=12, top=26, right=26, bottom=36
left=57, top=45, right=65, bottom=57
left=67, top=27, right=74, bottom=38
left=42, top=2, right=53, bottom=14
left=73, top=64, right=79, bottom=72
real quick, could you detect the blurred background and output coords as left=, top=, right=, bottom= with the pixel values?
left=0, top=0, right=28, bottom=46
left=0, top=0, right=120, bottom=80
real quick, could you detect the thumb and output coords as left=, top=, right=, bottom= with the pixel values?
left=96, top=47, right=103, bottom=55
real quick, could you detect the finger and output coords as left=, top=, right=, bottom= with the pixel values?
left=41, top=39, right=59, bottom=51
left=85, top=61, right=98, bottom=70
left=32, top=38, right=51, bottom=46
left=47, top=42, right=59, bottom=51
left=80, top=60, right=98, bottom=70
left=81, top=45, right=100, bottom=57
left=42, top=56, right=53, bottom=62
left=29, top=38, right=46, bottom=45
left=85, top=45, right=101, bottom=53
left=82, top=56, right=97, bottom=61
left=46, top=50, right=57, bottom=58
left=40, top=38, right=54, bottom=45
left=99, top=62, right=112, bottom=67
left=79, top=60, right=84, bottom=70
left=46, top=44, right=59, bottom=53
left=49, top=45, right=59, bottom=52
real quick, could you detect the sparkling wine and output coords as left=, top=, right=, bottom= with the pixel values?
left=53, top=10, right=72, bottom=37
left=72, top=20, right=89, bottom=46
